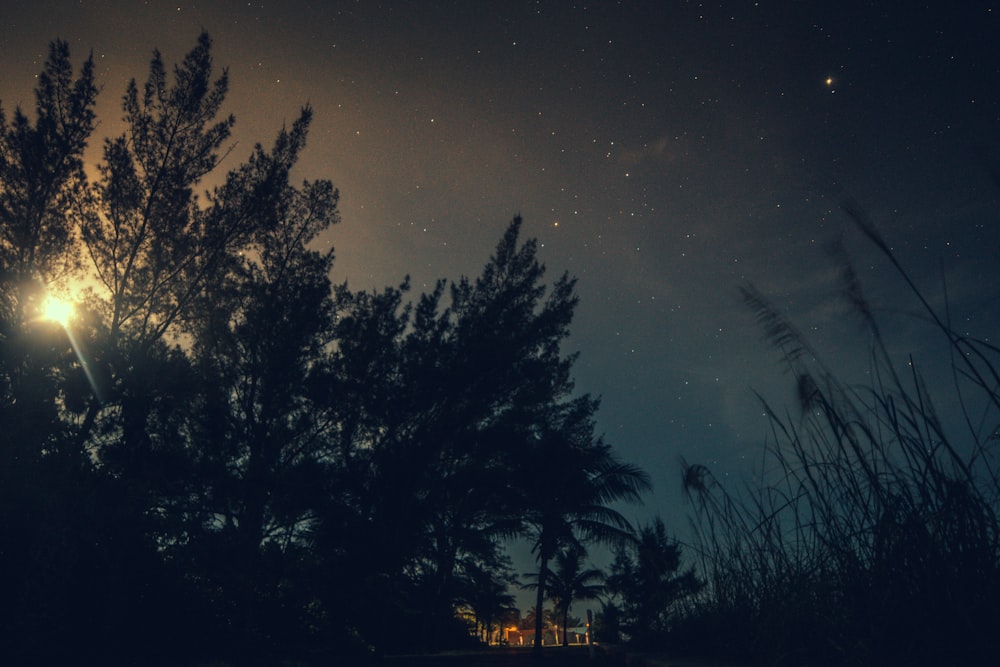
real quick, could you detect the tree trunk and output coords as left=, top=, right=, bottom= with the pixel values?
left=562, top=606, right=569, bottom=646
left=533, top=553, right=548, bottom=654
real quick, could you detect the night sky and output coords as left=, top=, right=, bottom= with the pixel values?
left=3, top=0, right=999, bottom=575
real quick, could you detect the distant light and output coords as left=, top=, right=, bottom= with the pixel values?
left=825, top=76, right=834, bottom=86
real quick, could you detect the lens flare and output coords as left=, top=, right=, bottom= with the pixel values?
left=39, top=294, right=103, bottom=402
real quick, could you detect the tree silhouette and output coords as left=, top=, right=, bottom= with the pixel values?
left=0, top=38, right=217, bottom=665
left=77, top=32, right=287, bottom=459
left=0, top=33, right=340, bottom=663
left=544, top=544, right=605, bottom=645
left=181, top=120, right=340, bottom=658
left=458, top=556, right=519, bottom=645
left=0, top=39, right=103, bottom=663
left=519, top=393, right=651, bottom=653
left=606, top=517, right=702, bottom=648
left=524, top=542, right=605, bottom=645
left=1, top=34, right=653, bottom=663
left=435, top=217, right=650, bottom=653
left=522, top=605, right=560, bottom=644
left=0, top=38, right=96, bottom=460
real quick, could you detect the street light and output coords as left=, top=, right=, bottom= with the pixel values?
left=37, top=292, right=102, bottom=402
left=41, top=294, right=75, bottom=327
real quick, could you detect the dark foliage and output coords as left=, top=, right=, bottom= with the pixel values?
left=603, top=517, right=702, bottom=649
left=678, top=208, right=1000, bottom=666
left=0, top=35, right=649, bottom=665
left=522, top=542, right=605, bottom=646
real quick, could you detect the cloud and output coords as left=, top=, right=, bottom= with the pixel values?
left=617, top=134, right=674, bottom=167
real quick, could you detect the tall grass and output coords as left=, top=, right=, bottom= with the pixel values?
left=679, top=205, right=1000, bottom=666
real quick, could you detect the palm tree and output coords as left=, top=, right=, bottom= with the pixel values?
left=460, top=559, right=519, bottom=645
left=548, top=544, right=605, bottom=645
left=520, top=395, right=651, bottom=654
left=521, top=605, right=560, bottom=645
left=525, top=543, right=606, bottom=645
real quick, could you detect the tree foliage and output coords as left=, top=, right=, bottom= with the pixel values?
left=0, top=35, right=649, bottom=664
left=524, top=542, right=605, bottom=646
left=604, top=517, right=702, bottom=648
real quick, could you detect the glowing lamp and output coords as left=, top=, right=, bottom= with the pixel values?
left=41, top=295, right=75, bottom=327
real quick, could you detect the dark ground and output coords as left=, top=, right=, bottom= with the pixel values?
left=378, top=645, right=744, bottom=667
left=382, top=646, right=625, bottom=666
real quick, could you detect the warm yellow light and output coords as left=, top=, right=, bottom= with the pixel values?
left=42, top=295, right=75, bottom=327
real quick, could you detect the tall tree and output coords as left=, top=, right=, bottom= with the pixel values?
left=76, top=32, right=305, bottom=466
left=320, top=279, right=419, bottom=651
left=9, top=33, right=340, bottom=661
left=182, top=124, right=340, bottom=658
left=0, top=38, right=97, bottom=456
left=426, top=217, right=652, bottom=653
left=322, top=217, right=594, bottom=652
left=520, top=394, right=651, bottom=653
left=442, top=218, right=653, bottom=653
left=0, top=40, right=103, bottom=664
